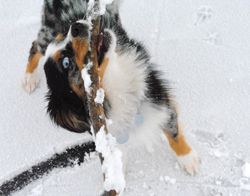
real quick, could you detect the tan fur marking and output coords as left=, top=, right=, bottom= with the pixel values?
left=26, top=52, right=42, bottom=73
left=70, top=83, right=86, bottom=100
left=55, top=111, right=84, bottom=130
left=53, top=51, right=62, bottom=62
left=72, top=38, right=89, bottom=70
left=165, top=132, right=191, bottom=156
left=55, top=33, right=64, bottom=41
left=99, top=57, right=109, bottom=83
left=66, top=113, right=81, bottom=128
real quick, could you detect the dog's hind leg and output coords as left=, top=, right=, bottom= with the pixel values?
left=23, top=26, right=55, bottom=93
left=163, top=105, right=200, bottom=175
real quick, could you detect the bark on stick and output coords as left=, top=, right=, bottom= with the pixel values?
left=85, top=1, right=118, bottom=195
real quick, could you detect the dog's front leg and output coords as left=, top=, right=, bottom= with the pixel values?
left=22, top=41, right=42, bottom=93
left=23, top=26, right=56, bottom=93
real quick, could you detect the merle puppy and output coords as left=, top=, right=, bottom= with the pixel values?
left=22, top=0, right=199, bottom=185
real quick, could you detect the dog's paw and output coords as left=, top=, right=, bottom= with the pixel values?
left=177, top=150, right=200, bottom=175
left=22, top=72, right=40, bottom=93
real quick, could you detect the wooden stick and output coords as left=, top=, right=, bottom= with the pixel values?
left=85, top=1, right=117, bottom=195
left=87, top=13, right=108, bottom=136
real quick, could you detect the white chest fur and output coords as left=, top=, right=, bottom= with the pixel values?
left=103, top=45, right=147, bottom=131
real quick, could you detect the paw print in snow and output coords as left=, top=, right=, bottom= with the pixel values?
left=193, top=130, right=225, bottom=148
left=204, top=32, right=222, bottom=45
left=195, top=6, right=213, bottom=25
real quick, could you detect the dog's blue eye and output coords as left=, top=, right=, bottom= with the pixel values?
left=62, top=57, right=70, bottom=69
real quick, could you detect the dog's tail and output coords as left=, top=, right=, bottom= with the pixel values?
left=104, top=0, right=122, bottom=27
left=106, top=0, right=122, bottom=14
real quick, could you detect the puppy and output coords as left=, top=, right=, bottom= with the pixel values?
left=23, top=0, right=199, bottom=185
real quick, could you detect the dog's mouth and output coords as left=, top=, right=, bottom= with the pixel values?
left=97, top=32, right=106, bottom=65
left=70, top=19, right=109, bottom=67
left=97, top=16, right=109, bottom=66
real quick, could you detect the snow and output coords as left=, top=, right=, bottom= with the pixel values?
left=29, top=184, right=43, bottom=196
left=99, top=0, right=114, bottom=15
left=242, top=163, right=250, bottom=178
left=240, top=178, right=250, bottom=191
left=0, top=0, right=250, bottom=195
left=164, top=176, right=177, bottom=185
left=87, top=0, right=95, bottom=12
left=81, top=63, right=93, bottom=94
left=95, top=126, right=125, bottom=193
left=87, top=0, right=113, bottom=19
left=94, top=88, right=105, bottom=104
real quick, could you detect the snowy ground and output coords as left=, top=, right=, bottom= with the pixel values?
left=1, top=0, right=250, bottom=195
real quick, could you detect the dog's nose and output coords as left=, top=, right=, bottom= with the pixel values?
left=71, top=22, right=89, bottom=38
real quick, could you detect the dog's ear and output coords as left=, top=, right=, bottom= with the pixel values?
left=46, top=91, right=90, bottom=133
left=44, top=58, right=90, bottom=133
left=52, top=109, right=90, bottom=133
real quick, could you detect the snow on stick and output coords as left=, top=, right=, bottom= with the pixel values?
left=82, top=0, right=125, bottom=195
left=96, top=126, right=125, bottom=193
left=94, top=88, right=105, bottom=104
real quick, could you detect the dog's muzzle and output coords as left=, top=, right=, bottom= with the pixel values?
left=71, top=22, right=89, bottom=38
left=70, top=20, right=108, bottom=66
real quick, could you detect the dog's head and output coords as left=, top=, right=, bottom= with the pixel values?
left=44, top=21, right=110, bottom=133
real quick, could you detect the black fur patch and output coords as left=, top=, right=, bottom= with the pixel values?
left=146, top=69, right=171, bottom=105
left=28, top=41, right=39, bottom=60
left=44, top=58, right=90, bottom=133
left=53, top=0, right=64, bottom=18
left=113, top=24, right=150, bottom=64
